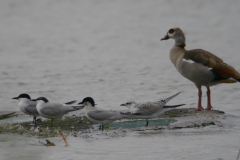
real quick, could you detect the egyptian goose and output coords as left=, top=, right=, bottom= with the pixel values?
left=161, top=28, right=240, bottom=111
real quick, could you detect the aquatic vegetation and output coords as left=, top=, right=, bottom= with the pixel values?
left=0, top=115, right=93, bottom=137
left=0, top=109, right=224, bottom=138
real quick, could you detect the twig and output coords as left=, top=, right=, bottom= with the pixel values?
left=58, top=127, right=68, bottom=147
left=237, top=149, right=240, bottom=160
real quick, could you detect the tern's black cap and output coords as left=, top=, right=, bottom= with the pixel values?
left=78, top=97, right=95, bottom=106
left=12, top=93, right=31, bottom=100
left=32, top=97, right=49, bottom=103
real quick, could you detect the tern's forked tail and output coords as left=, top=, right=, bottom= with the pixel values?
left=163, top=104, right=185, bottom=108
left=65, top=100, right=77, bottom=105
left=164, top=92, right=181, bottom=103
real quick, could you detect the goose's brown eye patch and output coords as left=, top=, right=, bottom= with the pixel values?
left=169, top=29, right=174, bottom=34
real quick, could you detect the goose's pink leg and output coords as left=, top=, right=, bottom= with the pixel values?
left=195, top=88, right=204, bottom=111
left=205, top=87, right=213, bottom=110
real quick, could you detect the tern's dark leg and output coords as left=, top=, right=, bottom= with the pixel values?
left=102, top=125, right=104, bottom=131
left=99, top=124, right=104, bottom=131
left=33, top=116, right=36, bottom=124
left=51, top=119, right=54, bottom=125
left=145, top=119, right=149, bottom=127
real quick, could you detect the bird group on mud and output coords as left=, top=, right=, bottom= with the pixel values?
left=13, top=92, right=184, bottom=130
left=13, top=28, right=240, bottom=130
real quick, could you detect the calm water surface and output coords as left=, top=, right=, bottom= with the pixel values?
left=0, top=0, right=240, bottom=159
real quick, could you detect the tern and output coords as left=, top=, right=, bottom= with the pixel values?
left=32, top=97, right=84, bottom=124
left=120, top=92, right=184, bottom=126
left=78, top=97, right=134, bottom=131
left=12, top=93, right=39, bottom=123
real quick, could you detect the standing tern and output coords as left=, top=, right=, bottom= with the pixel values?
left=32, top=97, right=84, bottom=124
left=120, top=92, right=185, bottom=126
left=78, top=97, right=134, bottom=131
left=12, top=93, right=39, bottom=123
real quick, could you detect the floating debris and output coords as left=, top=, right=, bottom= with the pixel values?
left=40, top=139, right=56, bottom=146
left=0, top=112, right=16, bottom=120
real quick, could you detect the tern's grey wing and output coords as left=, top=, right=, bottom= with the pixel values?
left=40, top=102, right=64, bottom=117
left=24, top=101, right=39, bottom=115
left=132, top=102, right=162, bottom=115
left=87, top=110, right=130, bottom=121
left=61, top=104, right=83, bottom=113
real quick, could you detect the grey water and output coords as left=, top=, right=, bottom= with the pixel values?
left=0, top=0, right=240, bottom=159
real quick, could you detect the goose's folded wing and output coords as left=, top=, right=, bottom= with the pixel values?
left=185, top=49, right=240, bottom=79
left=213, top=63, right=240, bottom=79
left=184, top=49, right=223, bottom=68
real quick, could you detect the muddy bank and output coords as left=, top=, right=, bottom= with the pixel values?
left=0, top=108, right=225, bottom=138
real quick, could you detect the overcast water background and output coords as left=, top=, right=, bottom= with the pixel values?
left=0, top=0, right=240, bottom=160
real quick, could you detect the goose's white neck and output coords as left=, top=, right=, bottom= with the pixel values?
left=169, top=46, right=185, bottom=68
left=174, top=36, right=185, bottom=46
left=171, top=32, right=186, bottom=48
